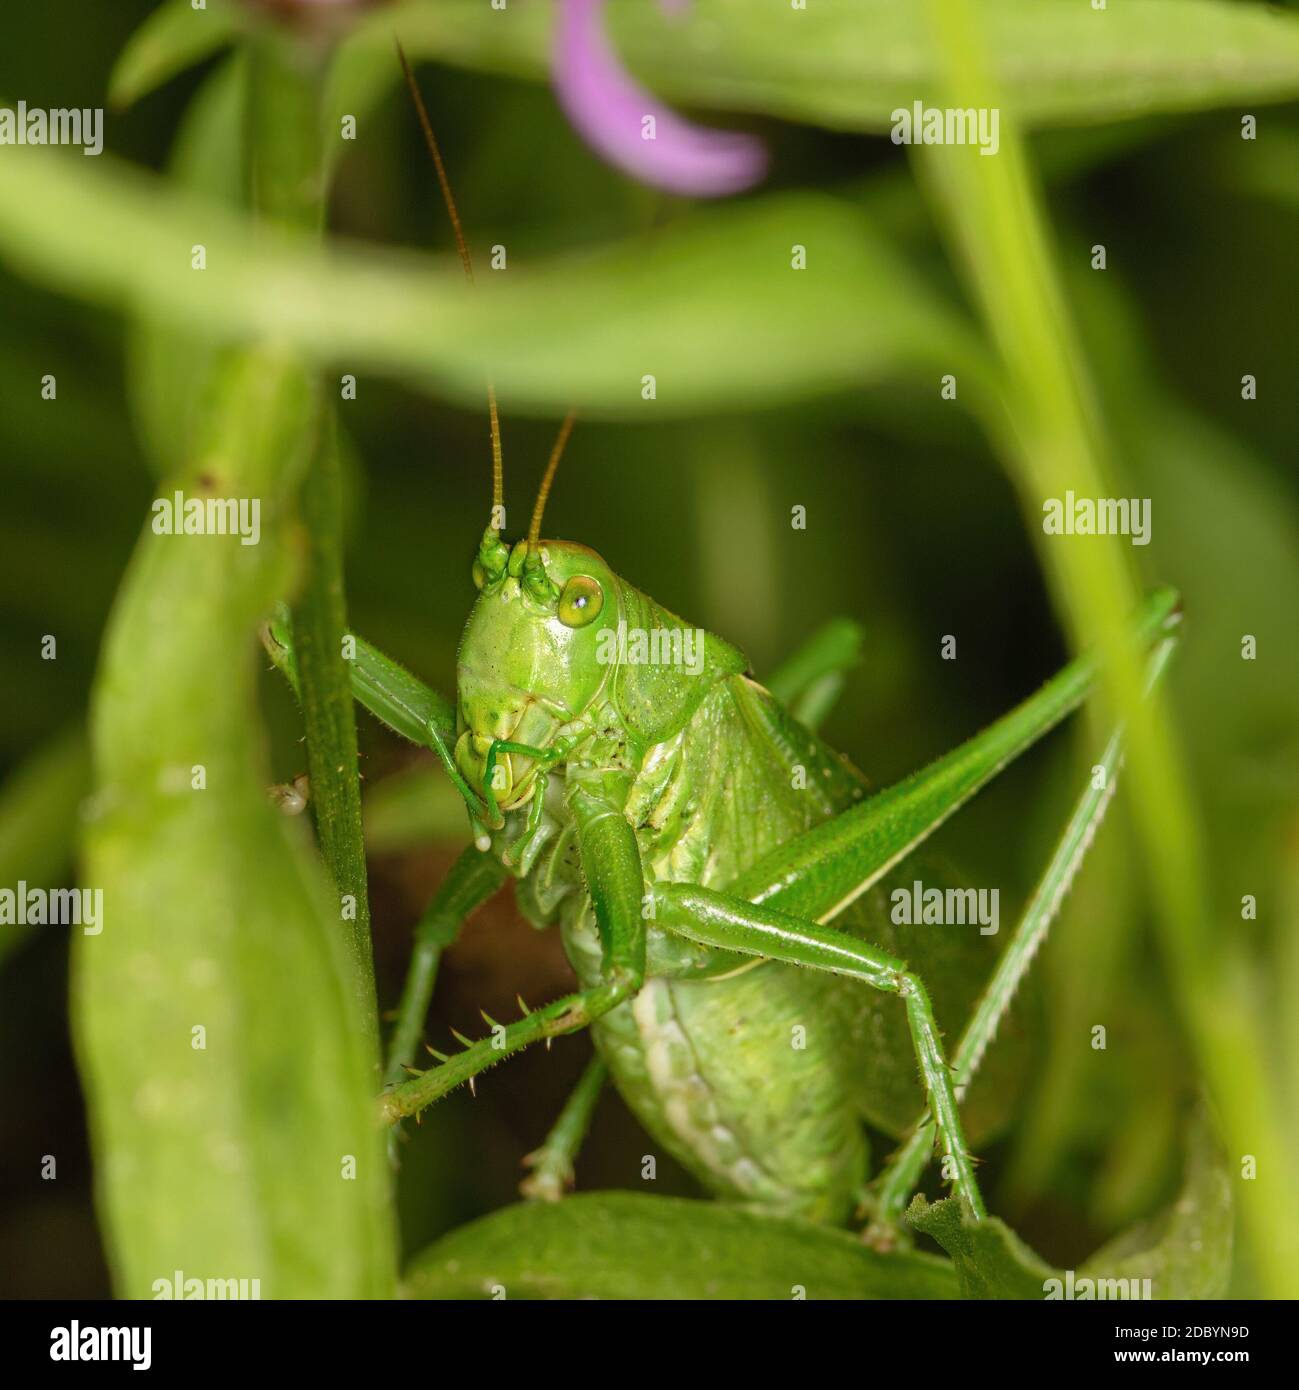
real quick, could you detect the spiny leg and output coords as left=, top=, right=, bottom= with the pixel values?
left=383, top=846, right=505, bottom=1165
left=380, top=776, right=646, bottom=1124
left=384, top=845, right=506, bottom=1091
left=865, top=630, right=1180, bottom=1230
left=520, top=1054, right=608, bottom=1202
left=650, top=880, right=987, bottom=1218
left=379, top=984, right=615, bottom=1124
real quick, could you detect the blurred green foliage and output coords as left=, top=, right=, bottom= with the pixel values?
left=0, top=0, right=1296, bottom=1297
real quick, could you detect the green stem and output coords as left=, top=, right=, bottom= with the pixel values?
left=293, top=411, right=378, bottom=1047
left=247, top=24, right=378, bottom=1053
left=247, top=28, right=327, bottom=234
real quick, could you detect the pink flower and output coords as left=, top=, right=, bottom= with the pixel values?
left=552, top=0, right=768, bottom=198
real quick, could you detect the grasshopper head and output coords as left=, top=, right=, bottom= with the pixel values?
left=455, top=532, right=619, bottom=819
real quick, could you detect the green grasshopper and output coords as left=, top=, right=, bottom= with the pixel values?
left=268, top=428, right=1178, bottom=1235
left=266, top=62, right=1181, bottom=1235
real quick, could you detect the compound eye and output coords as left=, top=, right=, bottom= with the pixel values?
left=558, top=575, right=604, bottom=628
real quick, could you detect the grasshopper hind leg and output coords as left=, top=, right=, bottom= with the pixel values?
left=863, top=633, right=1178, bottom=1234
left=651, top=879, right=988, bottom=1217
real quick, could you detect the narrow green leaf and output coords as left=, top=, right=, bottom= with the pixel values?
left=284, top=414, right=380, bottom=1052
left=0, top=147, right=990, bottom=417
left=109, top=0, right=241, bottom=111
left=405, top=1192, right=959, bottom=1300
left=371, top=0, right=1299, bottom=131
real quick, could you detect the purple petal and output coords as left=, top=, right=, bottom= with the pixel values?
left=552, top=0, right=768, bottom=198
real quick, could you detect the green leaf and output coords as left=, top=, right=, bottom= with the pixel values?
left=0, top=147, right=990, bottom=417
left=405, top=1192, right=959, bottom=1300
left=911, top=1109, right=1233, bottom=1299
left=372, top=0, right=1299, bottom=131
left=109, top=0, right=241, bottom=111
left=75, top=349, right=395, bottom=1297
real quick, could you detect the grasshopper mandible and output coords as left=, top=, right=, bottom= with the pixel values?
left=265, top=53, right=1181, bottom=1236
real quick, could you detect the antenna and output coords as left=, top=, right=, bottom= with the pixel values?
left=395, top=39, right=504, bottom=522
left=529, top=411, right=577, bottom=550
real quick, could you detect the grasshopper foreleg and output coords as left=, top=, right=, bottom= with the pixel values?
left=380, top=776, right=646, bottom=1123
left=262, top=609, right=490, bottom=836
left=384, top=845, right=507, bottom=1092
